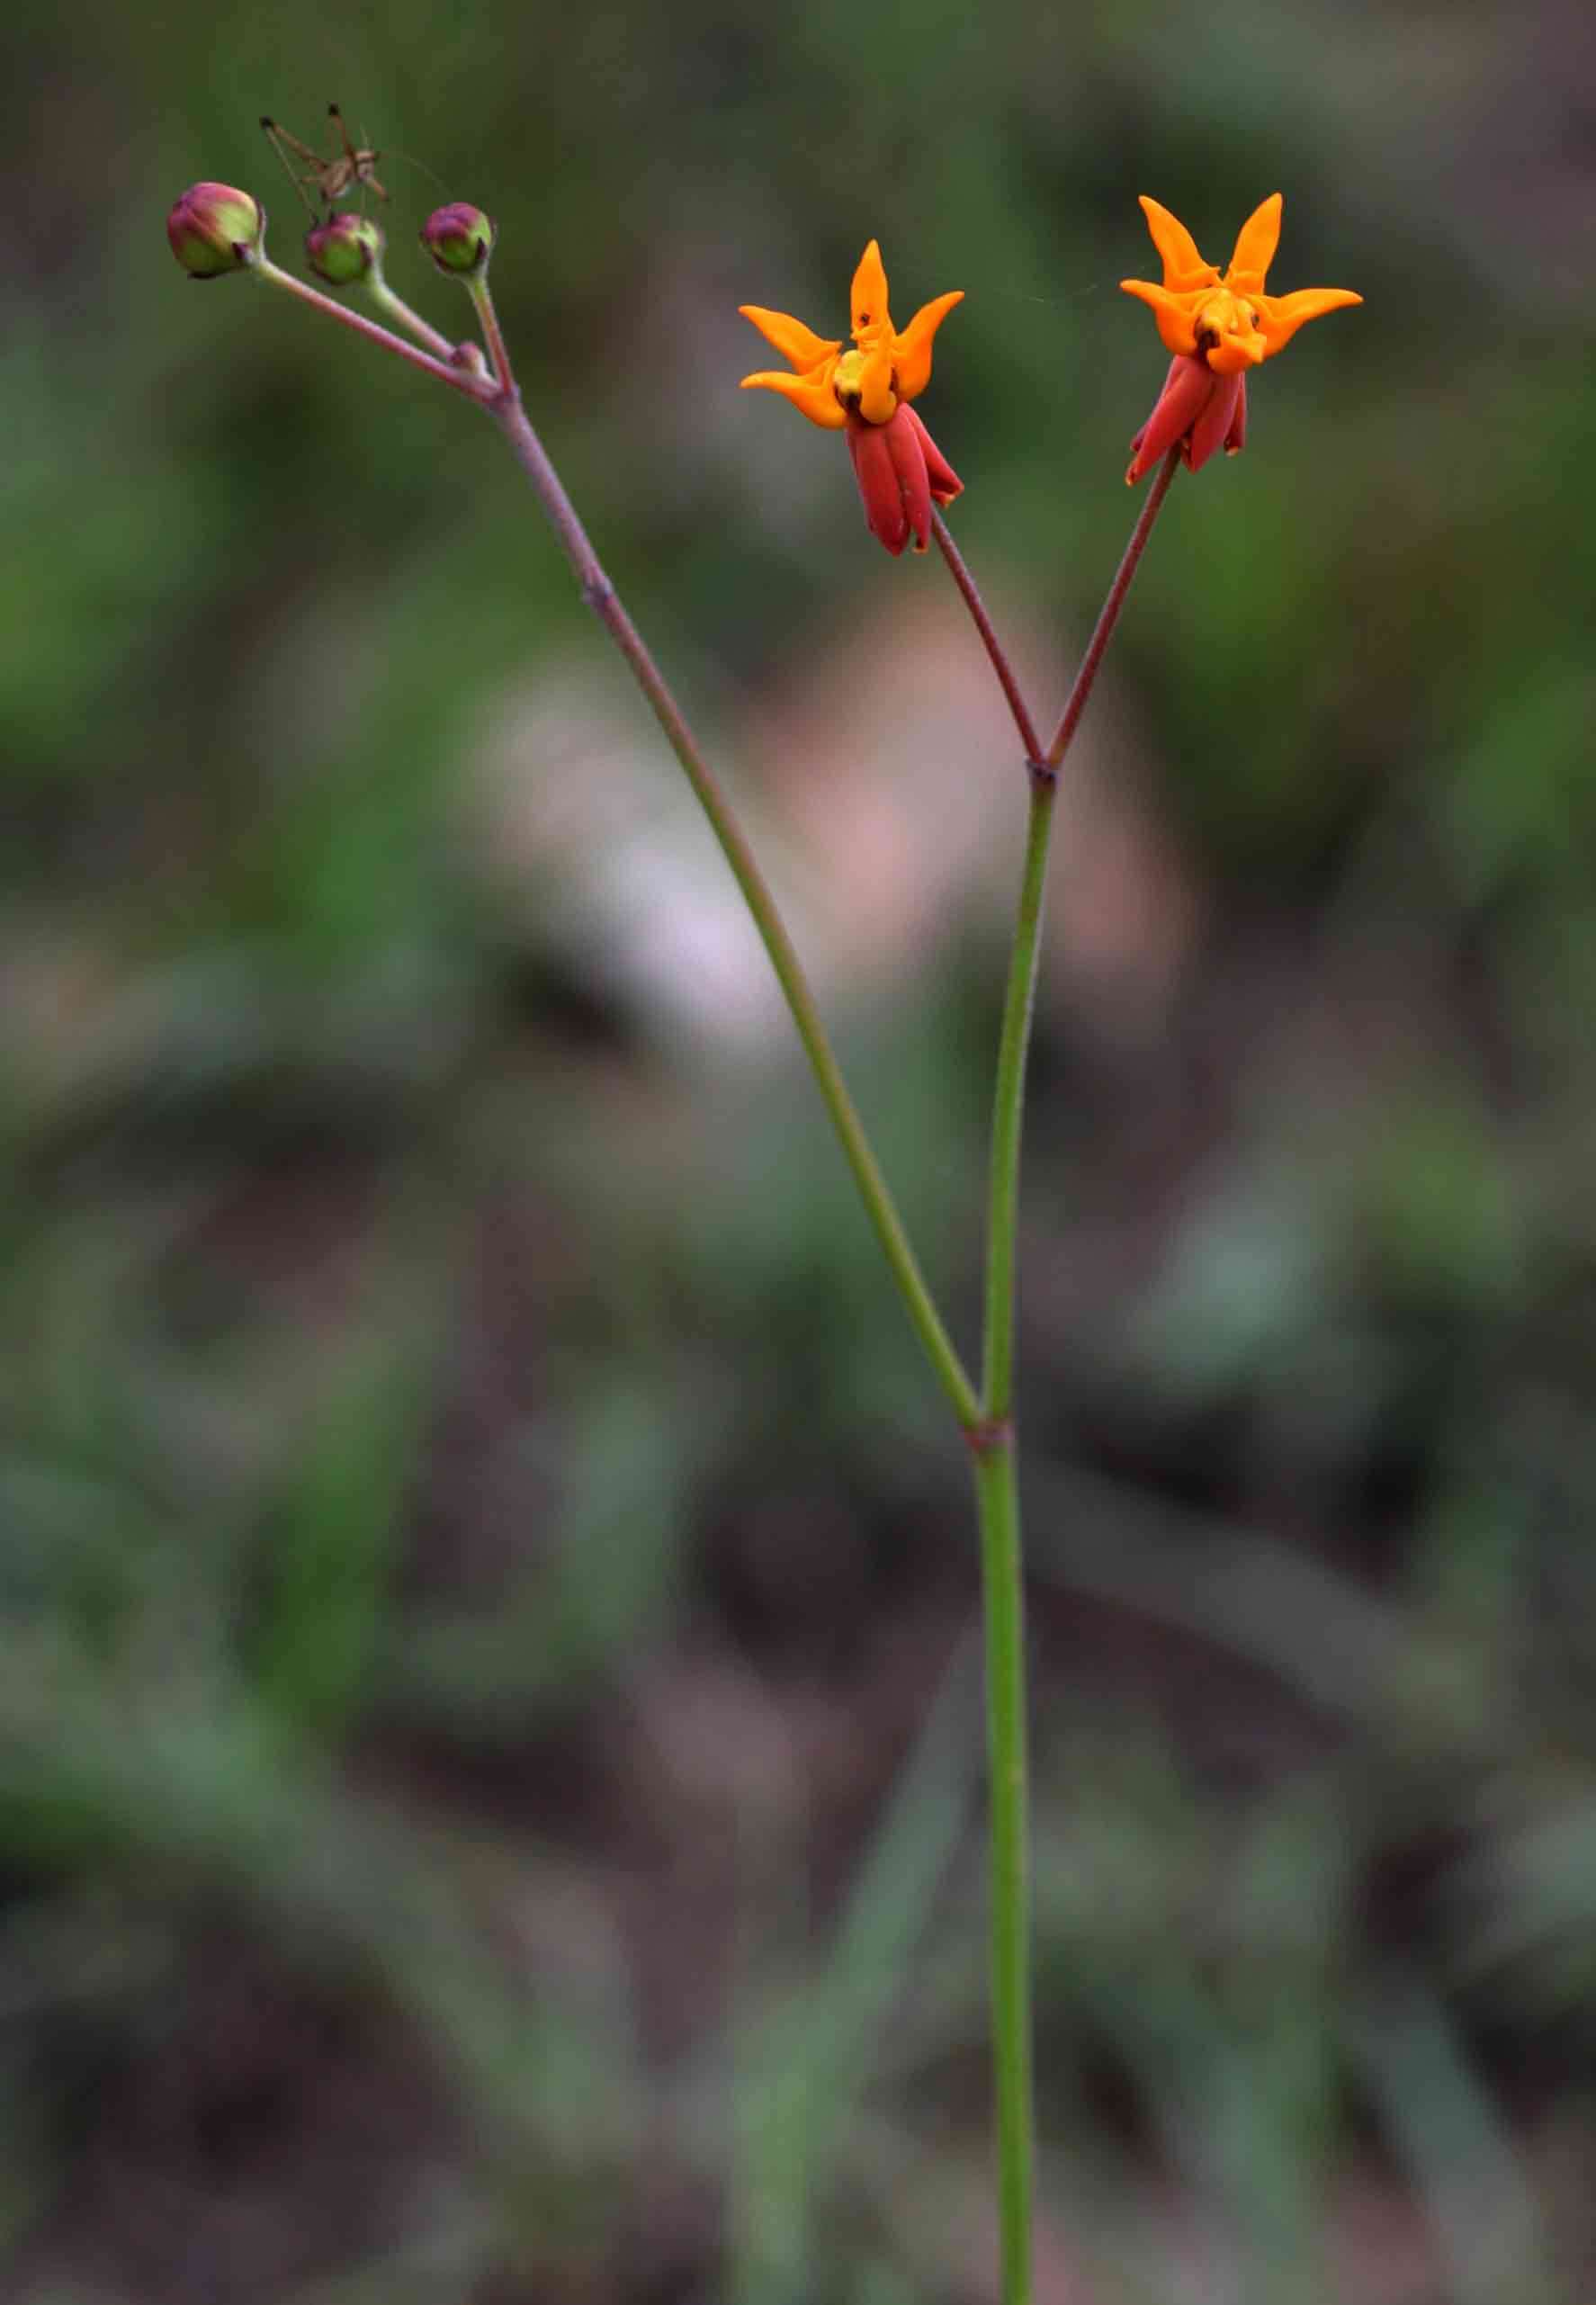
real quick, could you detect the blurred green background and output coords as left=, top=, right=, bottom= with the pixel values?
left=4, top=0, right=1593, bottom=2297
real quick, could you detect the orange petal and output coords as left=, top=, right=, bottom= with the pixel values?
left=891, top=290, right=964, bottom=402
left=1225, top=193, right=1282, bottom=293
left=740, top=364, right=847, bottom=429
left=1205, top=327, right=1266, bottom=375
left=846, top=413, right=910, bottom=554
left=1120, top=276, right=1202, bottom=358
left=1256, top=284, right=1362, bottom=356
left=738, top=304, right=842, bottom=373
left=850, top=238, right=892, bottom=340
left=1138, top=196, right=1218, bottom=291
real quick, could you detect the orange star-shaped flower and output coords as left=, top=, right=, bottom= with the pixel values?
left=1120, top=194, right=1360, bottom=483
left=740, top=241, right=964, bottom=555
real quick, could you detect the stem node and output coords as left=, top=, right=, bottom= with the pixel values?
left=964, top=1414, right=1017, bottom=1459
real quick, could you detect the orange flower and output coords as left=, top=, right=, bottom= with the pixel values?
left=1120, top=194, right=1360, bottom=483
left=740, top=241, right=964, bottom=555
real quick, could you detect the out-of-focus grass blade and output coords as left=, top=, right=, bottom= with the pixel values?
left=1031, top=1466, right=1403, bottom=1719
left=252, top=1331, right=432, bottom=1737
left=0, top=1643, right=641, bottom=2180
left=1348, top=1973, right=1554, bottom=2305
left=381, top=1377, right=687, bottom=1724
left=721, top=1639, right=980, bottom=2305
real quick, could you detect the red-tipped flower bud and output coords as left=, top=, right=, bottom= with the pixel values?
left=305, top=211, right=385, bottom=286
left=166, top=182, right=264, bottom=279
left=420, top=202, right=495, bottom=275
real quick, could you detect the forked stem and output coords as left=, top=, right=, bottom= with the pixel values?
left=365, top=266, right=458, bottom=361
left=982, top=449, right=1179, bottom=1437
left=251, top=254, right=493, bottom=400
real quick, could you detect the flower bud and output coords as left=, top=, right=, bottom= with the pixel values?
left=305, top=211, right=384, bottom=286
left=420, top=202, right=495, bottom=276
left=166, top=182, right=264, bottom=279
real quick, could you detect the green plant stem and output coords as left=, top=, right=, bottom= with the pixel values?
left=985, top=447, right=1180, bottom=1427
left=969, top=445, right=1181, bottom=2305
left=365, top=266, right=458, bottom=362
left=965, top=779, right=1052, bottom=2305
left=466, top=275, right=516, bottom=396
left=477, top=338, right=980, bottom=1431
left=981, top=781, right=1056, bottom=1424
left=251, top=255, right=492, bottom=401
left=972, top=1433, right=1033, bottom=2302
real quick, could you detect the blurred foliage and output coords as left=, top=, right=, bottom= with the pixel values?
left=3, top=0, right=1594, bottom=2298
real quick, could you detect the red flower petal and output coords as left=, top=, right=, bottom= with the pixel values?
left=901, top=403, right=963, bottom=506
left=883, top=404, right=934, bottom=552
left=1186, top=371, right=1242, bottom=471
left=846, top=414, right=910, bottom=554
left=1224, top=375, right=1248, bottom=456
left=1126, top=354, right=1215, bottom=483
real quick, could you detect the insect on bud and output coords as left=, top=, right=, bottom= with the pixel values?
left=305, top=211, right=385, bottom=285
left=166, top=183, right=265, bottom=278
left=420, top=202, right=495, bottom=276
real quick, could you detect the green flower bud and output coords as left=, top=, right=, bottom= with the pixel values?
left=166, top=182, right=264, bottom=278
left=305, top=211, right=385, bottom=285
left=420, top=202, right=495, bottom=276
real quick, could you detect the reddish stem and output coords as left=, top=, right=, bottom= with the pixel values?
left=931, top=510, right=1045, bottom=766
left=1045, top=447, right=1179, bottom=769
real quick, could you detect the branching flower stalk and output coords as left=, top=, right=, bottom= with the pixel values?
left=253, top=252, right=493, bottom=395
left=959, top=446, right=1180, bottom=2303
left=167, top=170, right=1357, bottom=2305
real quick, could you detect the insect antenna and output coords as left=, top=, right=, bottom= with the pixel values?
left=371, top=142, right=451, bottom=199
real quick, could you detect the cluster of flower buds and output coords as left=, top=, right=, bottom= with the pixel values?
left=166, top=181, right=495, bottom=289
